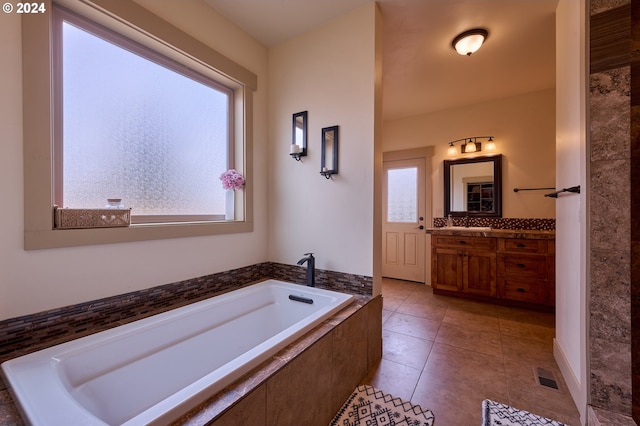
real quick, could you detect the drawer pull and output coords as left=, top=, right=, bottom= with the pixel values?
left=458, top=240, right=467, bottom=244
left=516, top=288, right=526, bottom=293
left=516, top=243, right=526, bottom=248
left=516, top=263, right=526, bottom=268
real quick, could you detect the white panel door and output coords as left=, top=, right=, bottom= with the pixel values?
left=382, top=158, right=426, bottom=282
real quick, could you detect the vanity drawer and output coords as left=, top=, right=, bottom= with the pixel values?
left=498, top=276, right=546, bottom=304
left=497, top=254, right=547, bottom=278
left=432, top=236, right=496, bottom=250
left=498, top=238, right=547, bottom=254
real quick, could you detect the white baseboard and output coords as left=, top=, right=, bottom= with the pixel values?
left=554, top=338, right=587, bottom=425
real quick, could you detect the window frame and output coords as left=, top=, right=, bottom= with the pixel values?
left=23, top=0, right=256, bottom=249
left=53, top=6, right=235, bottom=224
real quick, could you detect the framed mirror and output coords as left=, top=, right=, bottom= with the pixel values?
left=291, top=111, right=307, bottom=159
left=320, top=126, right=338, bottom=178
left=444, top=154, right=502, bottom=217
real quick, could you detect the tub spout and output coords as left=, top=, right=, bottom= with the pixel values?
left=296, top=253, right=315, bottom=287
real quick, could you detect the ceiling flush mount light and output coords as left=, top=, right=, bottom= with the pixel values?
left=452, top=28, right=488, bottom=56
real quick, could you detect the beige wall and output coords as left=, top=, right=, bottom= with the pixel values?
left=0, top=1, right=269, bottom=320
left=267, top=4, right=379, bottom=278
left=383, top=88, right=556, bottom=220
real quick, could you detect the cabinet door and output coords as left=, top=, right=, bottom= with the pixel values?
left=463, top=249, right=497, bottom=297
left=432, top=248, right=462, bottom=292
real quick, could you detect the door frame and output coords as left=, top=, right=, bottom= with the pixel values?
left=382, top=147, right=434, bottom=284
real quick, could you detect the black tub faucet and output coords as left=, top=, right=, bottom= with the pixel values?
left=297, top=253, right=315, bottom=287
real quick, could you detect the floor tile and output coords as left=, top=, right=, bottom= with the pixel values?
left=442, top=308, right=500, bottom=332
left=504, top=359, right=581, bottom=425
left=497, top=305, right=556, bottom=328
left=395, top=299, right=448, bottom=321
left=362, top=280, right=580, bottom=426
left=500, top=334, right=555, bottom=365
left=382, top=329, right=433, bottom=370
left=413, top=344, right=509, bottom=425
left=383, top=312, right=441, bottom=341
left=362, top=358, right=420, bottom=402
left=419, top=343, right=507, bottom=393
left=434, top=321, right=503, bottom=358
left=499, top=317, right=555, bottom=344
left=382, top=295, right=406, bottom=311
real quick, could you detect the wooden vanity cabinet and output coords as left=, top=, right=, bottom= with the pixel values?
left=431, top=236, right=497, bottom=297
left=431, top=233, right=555, bottom=308
left=497, top=238, right=554, bottom=306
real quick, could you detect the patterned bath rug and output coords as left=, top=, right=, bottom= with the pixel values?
left=329, top=384, right=434, bottom=426
left=482, top=399, right=566, bottom=426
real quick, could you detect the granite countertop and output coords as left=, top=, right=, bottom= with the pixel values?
left=425, top=227, right=555, bottom=239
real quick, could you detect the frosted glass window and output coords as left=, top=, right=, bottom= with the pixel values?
left=57, top=16, right=233, bottom=221
left=387, top=168, right=418, bottom=223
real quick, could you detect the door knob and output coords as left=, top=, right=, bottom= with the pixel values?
left=415, top=225, right=424, bottom=230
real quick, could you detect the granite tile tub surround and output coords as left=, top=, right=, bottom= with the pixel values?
left=432, top=217, right=555, bottom=231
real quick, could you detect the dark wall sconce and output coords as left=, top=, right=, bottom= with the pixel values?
left=320, top=126, right=338, bottom=179
left=291, top=111, right=307, bottom=161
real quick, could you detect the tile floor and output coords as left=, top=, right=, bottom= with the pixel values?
left=362, top=278, right=581, bottom=425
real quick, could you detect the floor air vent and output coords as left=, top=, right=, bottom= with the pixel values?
left=535, top=367, right=559, bottom=390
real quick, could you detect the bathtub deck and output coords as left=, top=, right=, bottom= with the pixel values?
left=0, top=288, right=376, bottom=426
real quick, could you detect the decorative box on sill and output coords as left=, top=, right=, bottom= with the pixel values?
left=54, top=206, right=132, bottom=229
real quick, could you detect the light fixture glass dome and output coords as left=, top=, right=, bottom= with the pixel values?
left=485, top=137, right=496, bottom=151
left=452, top=29, right=488, bottom=56
left=465, top=139, right=477, bottom=152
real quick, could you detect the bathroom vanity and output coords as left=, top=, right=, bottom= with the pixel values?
left=427, top=228, right=555, bottom=309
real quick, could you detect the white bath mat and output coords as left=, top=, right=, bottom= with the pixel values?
left=330, top=384, right=434, bottom=426
left=482, top=399, right=566, bottom=426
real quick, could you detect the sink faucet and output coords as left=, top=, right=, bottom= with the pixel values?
left=296, top=253, right=315, bottom=287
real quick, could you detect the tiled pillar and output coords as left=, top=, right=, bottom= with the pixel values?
left=631, top=0, right=640, bottom=422
left=589, top=0, right=634, bottom=423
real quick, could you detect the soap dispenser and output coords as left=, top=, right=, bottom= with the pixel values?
left=446, top=215, right=453, bottom=227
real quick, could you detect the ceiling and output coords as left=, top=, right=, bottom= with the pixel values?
left=204, top=0, right=558, bottom=120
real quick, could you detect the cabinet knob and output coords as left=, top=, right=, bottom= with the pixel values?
left=516, top=263, right=526, bottom=268
left=458, top=240, right=467, bottom=244
left=516, top=288, right=526, bottom=293
left=516, top=243, right=526, bottom=248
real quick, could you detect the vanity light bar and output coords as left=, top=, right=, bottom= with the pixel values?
left=446, top=136, right=494, bottom=155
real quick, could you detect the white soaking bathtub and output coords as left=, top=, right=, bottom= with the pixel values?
left=1, top=280, right=353, bottom=426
